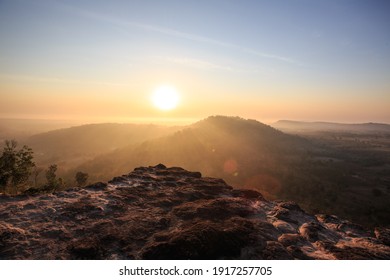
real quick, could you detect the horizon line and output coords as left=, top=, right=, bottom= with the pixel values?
left=1, top=116, right=389, bottom=126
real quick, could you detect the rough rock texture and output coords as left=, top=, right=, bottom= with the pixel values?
left=0, top=164, right=389, bottom=260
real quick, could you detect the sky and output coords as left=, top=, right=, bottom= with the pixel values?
left=0, top=0, right=389, bottom=124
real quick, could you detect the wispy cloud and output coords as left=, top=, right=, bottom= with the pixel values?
left=0, top=73, right=129, bottom=87
left=242, top=49, right=298, bottom=64
left=132, top=23, right=298, bottom=64
left=157, top=56, right=233, bottom=71
left=54, top=1, right=299, bottom=65
left=124, top=21, right=299, bottom=65
left=131, top=22, right=237, bottom=49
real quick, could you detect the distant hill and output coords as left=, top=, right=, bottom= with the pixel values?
left=74, top=116, right=312, bottom=194
left=24, top=123, right=180, bottom=169
left=273, top=120, right=390, bottom=134
left=0, top=118, right=82, bottom=141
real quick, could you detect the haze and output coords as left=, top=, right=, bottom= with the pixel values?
left=1, top=0, right=389, bottom=124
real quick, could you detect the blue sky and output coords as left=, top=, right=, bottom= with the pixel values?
left=1, top=0, right=389, bottom=123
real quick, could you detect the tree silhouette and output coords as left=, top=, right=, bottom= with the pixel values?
left=33, top=166, right=43, bottom=188
left=0, top=140, right=35, bottom=193
left=75, top=171, right=89, bottom=187
left=45, top=164, right=60, bottom=191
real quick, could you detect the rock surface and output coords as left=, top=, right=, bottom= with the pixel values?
left=0, top=164, right=389, bottom=259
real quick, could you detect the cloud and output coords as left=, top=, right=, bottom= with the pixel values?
left=158, top=56, right=233, bottom=71
left=130, top=22, right=236, bottom=49
left=0, top=73, right=129, bottom=87
left=133, top=23, right=299, bottom=65
left=54, top=1, right=299, bottom=65
left=242, top=49, right=298, bottom=64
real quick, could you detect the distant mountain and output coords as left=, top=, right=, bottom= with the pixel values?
left=74, top=116, right=312, bottom=194
left=24, top=123, right=180, bottom=168
left=0, top=118, right=82, bottom=141
left=274, top=120, right=390, bottom=134
left=1, top=164, right=389, bottom=259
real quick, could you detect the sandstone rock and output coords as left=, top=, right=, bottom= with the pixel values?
left=375, top=228, right=390, bottom=246
left=0, top=165, right=389, bottom=259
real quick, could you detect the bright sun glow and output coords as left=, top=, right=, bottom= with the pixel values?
left=151, top=85, right=180, bottom=111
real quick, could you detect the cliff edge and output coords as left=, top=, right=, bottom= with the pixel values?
left=0, top=164, right=389, bottom=259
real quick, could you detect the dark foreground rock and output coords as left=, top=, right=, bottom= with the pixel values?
left=0, top=164, right=389, bottom=259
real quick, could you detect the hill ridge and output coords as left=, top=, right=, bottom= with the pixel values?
left=274, top=120, right=390, bottom=132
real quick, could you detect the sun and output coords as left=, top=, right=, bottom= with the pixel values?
left=151, top=85, right=180, bottom=111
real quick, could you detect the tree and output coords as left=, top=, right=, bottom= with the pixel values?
left=75, top=171, right=89, bottom=187
left=0, top=140, right=35, bottom=193
left=33, top=166, right=43, bottom=188
left=45, top=164, right=59, bottom=191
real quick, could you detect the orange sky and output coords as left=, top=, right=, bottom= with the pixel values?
left=1, top=1, right=389, bottom=124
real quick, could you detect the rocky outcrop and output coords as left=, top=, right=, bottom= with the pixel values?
left=0, top=164, right=389, bottom=259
